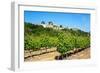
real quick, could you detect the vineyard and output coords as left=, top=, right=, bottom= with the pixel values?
left=24, top=22, right=90, bottom=61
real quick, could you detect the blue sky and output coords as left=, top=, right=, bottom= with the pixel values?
left=24, top=11, right=90, bottom=32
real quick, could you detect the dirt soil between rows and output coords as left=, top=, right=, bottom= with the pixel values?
left=67, top=48, right=90, bottom=60
left=24, top=48, right=90, bottom=62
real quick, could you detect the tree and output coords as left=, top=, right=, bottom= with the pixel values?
left=41, top=21, right=45, bottom=24
left=60, top=25, right=62, bottom=28
left=48, top=21, right=53, bottom=25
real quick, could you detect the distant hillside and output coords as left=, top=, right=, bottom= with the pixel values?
left=24, top=22, right=89, bottom=37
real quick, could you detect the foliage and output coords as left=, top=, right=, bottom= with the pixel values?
left=24, top=22, right=90, bottom=55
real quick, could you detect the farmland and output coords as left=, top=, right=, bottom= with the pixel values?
left=24, top=22, right=90, bottom=61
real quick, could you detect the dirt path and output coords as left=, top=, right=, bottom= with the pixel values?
left=24, top=51, right=60, bottom=62
left=67, top=48, right=90, bottom=60
left=24, top=48, right=90, bottom=62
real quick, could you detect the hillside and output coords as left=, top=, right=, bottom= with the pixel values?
left=24, top=22, right=90, bottom=60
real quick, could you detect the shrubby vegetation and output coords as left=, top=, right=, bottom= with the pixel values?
left=24, top=22, right=90, bottom=56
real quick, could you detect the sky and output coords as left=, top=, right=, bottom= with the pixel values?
left=24, top=11, right=90, bottom=32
